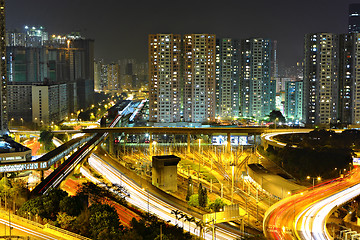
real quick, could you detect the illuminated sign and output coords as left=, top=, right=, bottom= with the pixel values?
left=353, top=157, right=360, bottom=166
left=211, top=135, right=248, bottom=146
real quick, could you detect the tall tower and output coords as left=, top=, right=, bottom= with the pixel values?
left=303, top=33, right=338, bottom=125
left=349, top=4, right=360, bottom=33
left=0, top=0, right=8, bottom=136
left=183, top=34, right=216, bottom=123
left=148, top=34, right=182, bottom=123
left=215, top=38, right=240, bottom=119
left=239, top=38, right=274, bottom=119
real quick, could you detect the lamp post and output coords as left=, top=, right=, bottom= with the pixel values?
left=307, top=176, right=321, bottom=190
left=231, top=163, right=235, bottom=203
left=153, top=141, right=157, bottom=155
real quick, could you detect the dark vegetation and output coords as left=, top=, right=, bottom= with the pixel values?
left=261, top=129, right=356, bottom=180
left=17, top=182, right=193, bottom=240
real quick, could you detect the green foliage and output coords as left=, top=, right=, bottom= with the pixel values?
left=39, top=129, right=55, bottom=151
left=56, top=212, right=76, bottom=230
left=18, top=197, right=45, bottom=217
left=244, top=235, right=267, bottom=240
left=42, top=189, right=68, bottom=219
left=186, top=177, right=193, bottom=201
left=266, top=130, right=355, bottom=179
left=269, top=110, right=285, bottom=123
left=0, top=178, right=29, bottom=211
left=209, top=198, right=226, bottom=212
left=198, top=183, right=207, bottom=208
left=128, top=215, right=191, bottom=240
left=188, top=194, right=199, bottom=207
left=77, top=182, right=129, bottom=205
left=59, top=196, right=83, bottom=216
left=88, top=203, right=121, bottom=240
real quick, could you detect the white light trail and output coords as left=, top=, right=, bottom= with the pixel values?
left=86, top=154, right=240, bottom=240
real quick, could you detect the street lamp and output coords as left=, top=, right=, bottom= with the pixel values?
left=153, top=141, right=157, bottom=155
left=307, top=176, right=321, bottom=190
left=198, top=139, right=202, bottom=154
left=231, top=163, right=235, bottom=203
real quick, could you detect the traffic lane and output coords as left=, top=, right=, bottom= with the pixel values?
left=0, top=217, right=59, bottom=240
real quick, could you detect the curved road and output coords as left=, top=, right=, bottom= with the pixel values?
left=264, top=167, right=360, bottom=240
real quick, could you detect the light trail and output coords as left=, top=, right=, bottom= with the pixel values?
left=0, top=218, right=58, bottom=240
left=264, top=168, right=360, bottom=240
left=85, top=154, right=240, bottom=240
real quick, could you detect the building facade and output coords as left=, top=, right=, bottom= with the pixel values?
left=183, top=34, right=216, bottom=123
left=285, top=80, right=303, bottom=122
left=239, top=38, right=275, bottom=119
left=148, top=34, right=182, bottom=123
left=32, top=83, right=68, bottom=125
left=349, top=4, right=360, bottom=34
left=339, top=33, right=360, bottom=124
left=0, top=0, right=7, bottom=135
left=215, top=38, right=240, bottom=119
left=304, top=33, right=339, bottom=125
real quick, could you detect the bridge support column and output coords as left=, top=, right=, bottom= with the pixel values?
left=227, top=132, right=231, bottom=153
left=187, top=133, right=191, bottom=153
left=109, top=133, right=114, bottom=156
left=123, top=134, right=127, bottom=154
left=149, top=133, right=153, bottom=155
left=40, top=170, right=44, bottom=181
left=15, top=134, right=20, bottom=143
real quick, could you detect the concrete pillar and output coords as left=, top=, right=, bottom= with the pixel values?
left=227, top=132, right=231, bottom=153
left=149, top=133, right=153, bottom=155
left=187, top=133, right=191, bottom=153
left=15, top=134, right=20, bottom=143
left=123, top=134, right=127, bottom=154
left=109, top=133, right=114, bottom=155
left=40, top=170, right=44, bottom=181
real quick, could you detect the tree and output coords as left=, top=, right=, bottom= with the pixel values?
left=171, top=209, right=182, bottom=226
left=198, top=183, right=207, bottom=208
left=56, top=212, right=76, bottom=230
left=209, top=198, right=226, bottom=212
left=88, top=203, right=121, bottom=240
left=18, top=197, right=45, bottom=218
left=39, top=129, right=55, bottom=151
left=60, top=196, right=83, bottom=216
left=186, top=177, right=193, bottom=201
left=195, top=220, right=205, bottom=240
left=184, top=215, right=195, bottom=232
left=269, top=110, right=285, bottom=123
left=42, top=188, right=68, bottom=219
left=187, top=194, right=199, bottom=207
left=0, top=176, right=11, bottom=209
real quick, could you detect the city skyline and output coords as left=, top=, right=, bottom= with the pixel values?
left=6, top=0, right=357, bottom=67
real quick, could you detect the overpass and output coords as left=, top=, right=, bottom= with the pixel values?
left=82, top=127, right=311, bottom=153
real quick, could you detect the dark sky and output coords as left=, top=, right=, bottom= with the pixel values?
left=6, top=0, right=359, bottom=67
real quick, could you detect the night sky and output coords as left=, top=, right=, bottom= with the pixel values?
left=6, top=0, right=359, bottom=68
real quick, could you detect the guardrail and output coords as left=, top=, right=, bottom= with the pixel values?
left=0, top=209, right=90, bottom=240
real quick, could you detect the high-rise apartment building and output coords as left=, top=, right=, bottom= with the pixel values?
left=183, top=34, right=216, bottom=123
left=148, top=34, right=182, bottom=123
left=349, top=4, right=360, bottom=33
left=148, top=34, right=216, bottom=124
left=32, top=84, right=68, bottom=125
left=239, top=38, right=275, bottom=119
left=285, top=80, right=303, bottom=122
left=215, top=38, right=240, bottom=119
left=303, top=33, right=338, bottom=125
left=339, top=33, right=360, bottom=124
left=5, top=29, right=94, bottom=123
left=106, top=63, right=121, bottom=93
left=0, top=0, right=7, bottom=135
